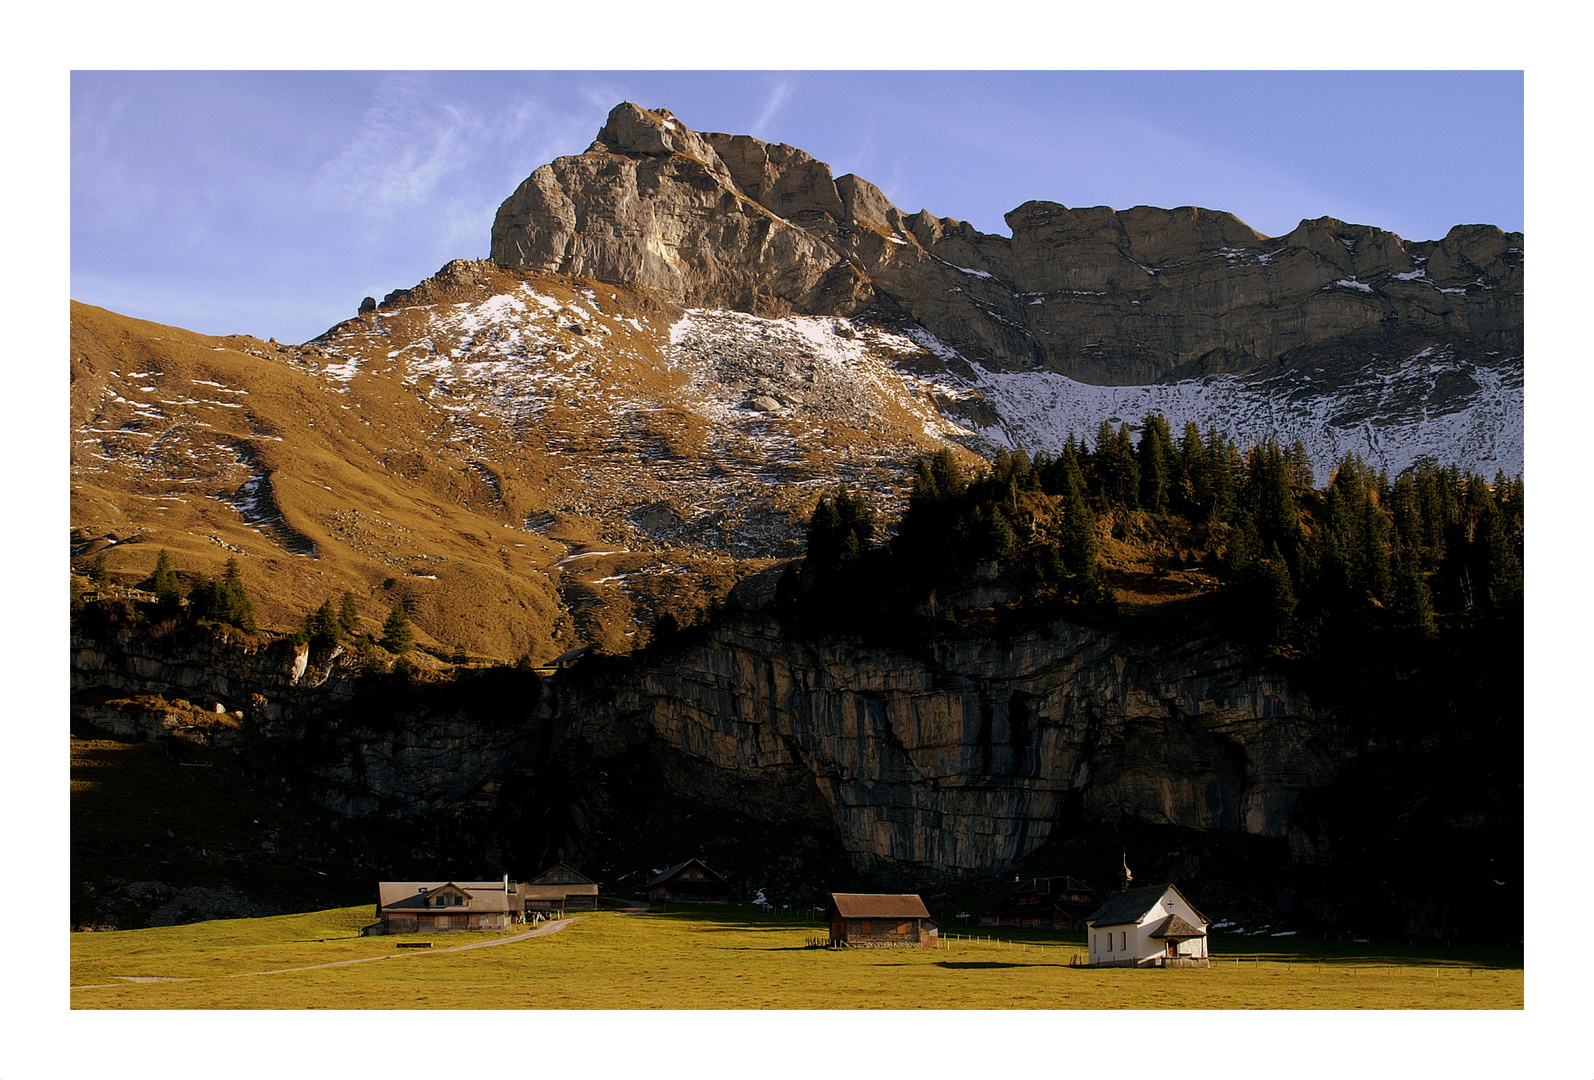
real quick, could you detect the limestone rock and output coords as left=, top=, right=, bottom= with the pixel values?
left=550, top=618, right=1347, bottom=885
left=491, top=103, right=1523, bottom=388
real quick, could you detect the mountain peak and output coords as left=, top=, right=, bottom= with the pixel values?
left=590, top=102, right=720, bottom=165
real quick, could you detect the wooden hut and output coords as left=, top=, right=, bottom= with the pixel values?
left=520, top=864, right=600, bottom=912
left=646, top=858, right=730, bottom=903
left=374, top=878, right=522, bottom=934
left=972, top=875, right=1100, bottom=930
left=825, top=893, right=938, bottom=948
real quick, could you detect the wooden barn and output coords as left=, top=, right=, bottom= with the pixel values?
left=826, top=893, right=938, bottom=948
left=374, top=878, right=522, bottom=934
left=1085, top=883, right=1211, bottom=968
left=520, top=864, right=600, bottom=912
left=645, top=858, right=729, bottom=903
left=973, top=875, right=1101, bottom=930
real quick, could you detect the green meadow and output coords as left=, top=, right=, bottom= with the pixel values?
left=70, top=904, right=1522, bottom=1010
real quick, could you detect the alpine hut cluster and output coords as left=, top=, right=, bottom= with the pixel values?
left=373, top=865, right=600, bottom=934
left=374, top=878, right=525, bottom=934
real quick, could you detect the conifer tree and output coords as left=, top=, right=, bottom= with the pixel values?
left=337, top=590, right=361, bottom=637
left=1390, top=550, right=1437, bottom=639
left=305, top=599, right=343, bottom=648
left=1136, top=413, right=1174, bottom=513
left=216, top=558, right=255, bottom=631
left=149, top=549, right=181, bottom=612
left=1285, top=441, right=1315, bottom=490
left=928, top=449, right=966, bottom=500
left=381, top=602, right=414, bottom=654
left=1096, top=422, right=1140, bottom=510
left=1057, top=451, right=1100, bottom=598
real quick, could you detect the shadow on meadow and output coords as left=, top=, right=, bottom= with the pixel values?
left=936, top=961, right=1034, bottom=970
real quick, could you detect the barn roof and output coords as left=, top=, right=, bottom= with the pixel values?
left=527, top=863, right=596, bottom=887
left=377, top=881, right=516, bottom=913
left=972, top=875, right=1097, bottom=917
left=828, top=893, right=933, bottom=919
left=645, top=858, right=727, bottom=889
left=1147, top=914, right=1206, bottom=940
left=1085, top=883, right=1206, bottom=928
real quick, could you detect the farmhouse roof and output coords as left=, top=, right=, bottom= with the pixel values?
left=377, top=880, right=516, bottom=913
left=645, top=858, right=728, bottom=889
left=828, top=893, right=933, bottom=919
left=1085, top=883, right=1206, bottom=928
left=972, top=875, right=1097, bottom=917
left=1147, top=914, right=1206, bottom=940
left=527, top=864, right=596, bottom=887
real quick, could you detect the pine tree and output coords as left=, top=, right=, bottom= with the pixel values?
left=1096, top=422, right=1140, bottom=510
left=381, top=603, right=414, bottom=653
left=216, top=558, right=255, bottom=630
left=306, top=599, right=343, bottom=647
left=187, top=574, right=218, bottom=620
left=337, top=590, right=361, bottom=637
left=928, top=449, right=966, bottom=500
left=1057, top=451, right=1100, bottom=598
left=1136, top=413, right=1174, bottom=513
left=149, top=549, right=181, bottom=611
left=1285, top=441, right=1315, bottom=490
left=1390, top=550, right=1437, bottom=639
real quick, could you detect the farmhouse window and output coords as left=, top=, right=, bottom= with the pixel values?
left=860, top=919, right=871, bottom=934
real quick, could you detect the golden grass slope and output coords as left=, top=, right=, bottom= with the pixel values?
left=71, top=261, right=987, bottom=661
left=70, top=905, right=1522, bottom=1010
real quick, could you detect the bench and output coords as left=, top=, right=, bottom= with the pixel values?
left=395, top=942, right=433, bottom=949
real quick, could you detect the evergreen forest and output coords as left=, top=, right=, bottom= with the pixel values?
left=777, top=415, right=1523, bottom=668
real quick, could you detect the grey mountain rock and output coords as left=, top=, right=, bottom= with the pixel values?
left=491, top=102, right=1523, bottom=390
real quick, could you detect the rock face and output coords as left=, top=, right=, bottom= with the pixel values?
left=492, top=103, right=1523, bottom=387
left=551, top=619, right=1344, bottom=885
left=72, top=616, right=1342, bottom=886
left=71, top=626, right=547, bottom=819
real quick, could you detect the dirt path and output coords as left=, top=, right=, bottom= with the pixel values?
left=71, top=916, right=586, bottom=990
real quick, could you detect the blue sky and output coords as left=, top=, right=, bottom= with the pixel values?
left=71, top=70, right=1523, bottom=345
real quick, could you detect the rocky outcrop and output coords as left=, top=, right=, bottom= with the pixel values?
left=490, top=105, right=873, bottom=318
left=70, top=626, right=548, bottom=819
left=72, top=616, right=1344, bottom=886
left=551, top=619, right=1346, bottom=885
left=491, top=103, right=1523, bottom=387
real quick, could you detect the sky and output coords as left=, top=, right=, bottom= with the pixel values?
left=70, top=70, right=1524, bottom=345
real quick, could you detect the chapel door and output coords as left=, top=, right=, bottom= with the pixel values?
left=1167, top=940, right=1177, bottom=957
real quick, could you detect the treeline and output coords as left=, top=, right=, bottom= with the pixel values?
left=71, top=549, right=419, bottom=670
left=778, top=415, right=1523, bottom=655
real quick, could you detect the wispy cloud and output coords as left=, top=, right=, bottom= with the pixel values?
left=751, top=75, right=796, bottom=135
left=318, top=73, right=484, bottom=214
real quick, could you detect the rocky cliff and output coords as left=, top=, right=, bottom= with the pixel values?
left=72, top=601, right=1518, bottom=938
left=72, top=613, right=1344, bottom=886
left=549, top=618, right=1344, bottom=886
left=493, top=103, right=1523, bottom=387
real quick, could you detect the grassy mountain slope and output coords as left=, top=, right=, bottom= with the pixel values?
left=70, top=262, right=986, bottom=661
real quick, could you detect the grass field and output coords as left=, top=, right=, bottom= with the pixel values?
left=69, top=903, right=1523, bottom=1010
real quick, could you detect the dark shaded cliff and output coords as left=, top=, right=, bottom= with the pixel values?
left=548, top=619, right=1343, bottom=886
left=70, top=603, right=1519, bottom=939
